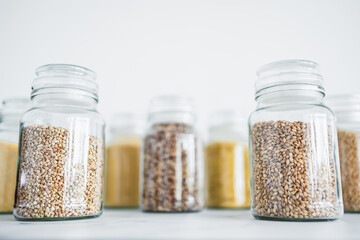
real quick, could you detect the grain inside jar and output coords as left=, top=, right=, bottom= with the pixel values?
left=142, top=123, right=200, bottom=212
left=337, top=129, right=360, bottom=212
left=14, top=125, right=104, bottom=219
left=0, top=141, right=18, bottom=212
left=251, top=120, right=340, bottom=220
left=205, top=141, right=250, bottom=208
left=105, top=136, right=141, bottom=208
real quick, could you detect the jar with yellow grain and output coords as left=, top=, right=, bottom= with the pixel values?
left=205, top=111, right=250, bottom=208
left=0, top=98, right=29, bottom=213
left=105, top=113, right=144, bottom=208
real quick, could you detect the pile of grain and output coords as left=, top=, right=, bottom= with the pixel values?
left=0, top=141, right=18, bottom=212
left=251, top=120, right=340, bottom=219
left=14, top=125, right=104, bottom=219
left=338, top=129, right=360, bottom=212
left=142, top=123, right=200, bottom=212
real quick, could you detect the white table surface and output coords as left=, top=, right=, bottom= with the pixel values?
left=0, top=209, right=359, bottom=240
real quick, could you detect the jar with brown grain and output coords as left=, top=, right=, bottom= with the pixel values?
left=141, top=95, right=203, bottom=212
left=205, top=111, right=250, bottom=208
left=327, top=94, right=360, bottom=213
left=14, top=64, right=105, bottom=221
left=105, top=113, right=144, bottom=208
left=249, top=60, right=343, bottom=221
left=0, top=98, right=29, bottom=213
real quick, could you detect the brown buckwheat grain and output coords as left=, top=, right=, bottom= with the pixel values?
left=142, top=123, right=200, bottom=212
left=338, top=129, right=360, bottom=212
left=251, top=120, right=340, bottom=219
left=14, top=125, right=104, bottom=219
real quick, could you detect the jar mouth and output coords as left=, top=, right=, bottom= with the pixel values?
left=148, top=95, right=195, bottom=114
left=32, top=64, right=98, bottom=101
left=148, top=111, right=196, bottom=125
left=257, top=59, right=320, bottom=78
left=36, top=64, right=96, bottom=79
left=0, top=97, right=30, bottom=124
left=109, top=112, right=145, bottom=134
left=327, top=94, right=360, bottom=125
left=147, top=95, right=196, bottom=124
left=327, top=94, right=360, bottom=112
left=208, top=110, right=248, bottom=128
left=255, top=60, right=324, bottom=99
left=3, top=97, right=30, bottom=106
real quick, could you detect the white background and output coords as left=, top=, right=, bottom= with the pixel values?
left=0, top=0, right=360, bottom=136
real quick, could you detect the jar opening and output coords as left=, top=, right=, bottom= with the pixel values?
left=0, top=97, right=30, bottom=129
left=255, top=60, right=324, bottom=99
left=109, top=113, right=145, bottom=135
left=32, top=64, right=98, bottom=102
left=327, top=94, right=360, bottom=127
left=148, top=95, right=196, bottom=124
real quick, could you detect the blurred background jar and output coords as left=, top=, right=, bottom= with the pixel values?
left=14, top=64, right=105, bottom=221
left=141, top=95, right=203, bottom=212
left=327, top=94, right=360, bottom=213
left=105, top=113, right=144, bottom=208
left=205, top=111, right=250, bottom=208
left=249, top=60, right=343, bottom=221
left=0, top=98, right=29, bottom=213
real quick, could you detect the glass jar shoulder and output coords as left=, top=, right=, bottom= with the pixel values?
left=249, top=103, right=335, bottom=124
left=21, top=106, right=105, bottom=126
left=145, top=122, right=196, bottom=136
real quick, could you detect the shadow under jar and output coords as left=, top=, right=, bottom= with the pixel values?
left=249, top=60, right=343, bottom=221
left=14, top=64, right=105, bottom=221
left=327, top=94, right=360, bottom=213
left=141, top=95, right=202, bottom=212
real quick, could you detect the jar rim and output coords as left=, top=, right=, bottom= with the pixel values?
left=208, top=110, right=248, bottom=128
left=255, top=59, right=324, bottom=99
left=0, top=97, right=30, bottom=125
left=2, top=97, right=30, bottom=106
left=327, top=93, right=360, bottom=113
left=148, top=95, right=195, bottom=114
left=36, top=64, right=96, bottom=79
left=109, top=112, right=145, bottom=132
left=32, top=64, right=98, bottom=101
left=256, top=59, right=320, bottom=77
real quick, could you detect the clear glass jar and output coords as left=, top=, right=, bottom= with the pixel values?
left=141, top=95, right=203, bottom=212
left=105, top=113, right=144, bottom=208
left=14, top=64, right=105, bottom=221
left=249, top=60, right=343, bottom=221
left=205, top=111, right=250, bottom=208
left=0, top=98, right=29, bottom=213
left=327, top=94, right=360, bottom=212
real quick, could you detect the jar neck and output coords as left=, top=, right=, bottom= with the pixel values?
left=0, top=115, right=20, bottom=143
left=148, top=112, right=195, bottom=126
left=0, top=98, right=29, bottom=131
left=31, top=64, right=99, bottom=110
left=31, top=90, right=98, bottom=110
left=0, top=119, right=19, bottom=131
left=209, top=124, right=247, bottom=142
left=256, top=85, right=325, bottom=109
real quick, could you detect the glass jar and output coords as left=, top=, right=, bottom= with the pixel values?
left=327, top=94, right=360, bottom=212
left=0, top=98, right=29, bottom=213
left=205, top=111, right=250, bottom=208
left=14, top=64, right=105, bottom=221
left=141, top=95, right=202, bottom=212
left=105, top=113, right=144, bottom=208
left=249, top=60, right=343, bottom=221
